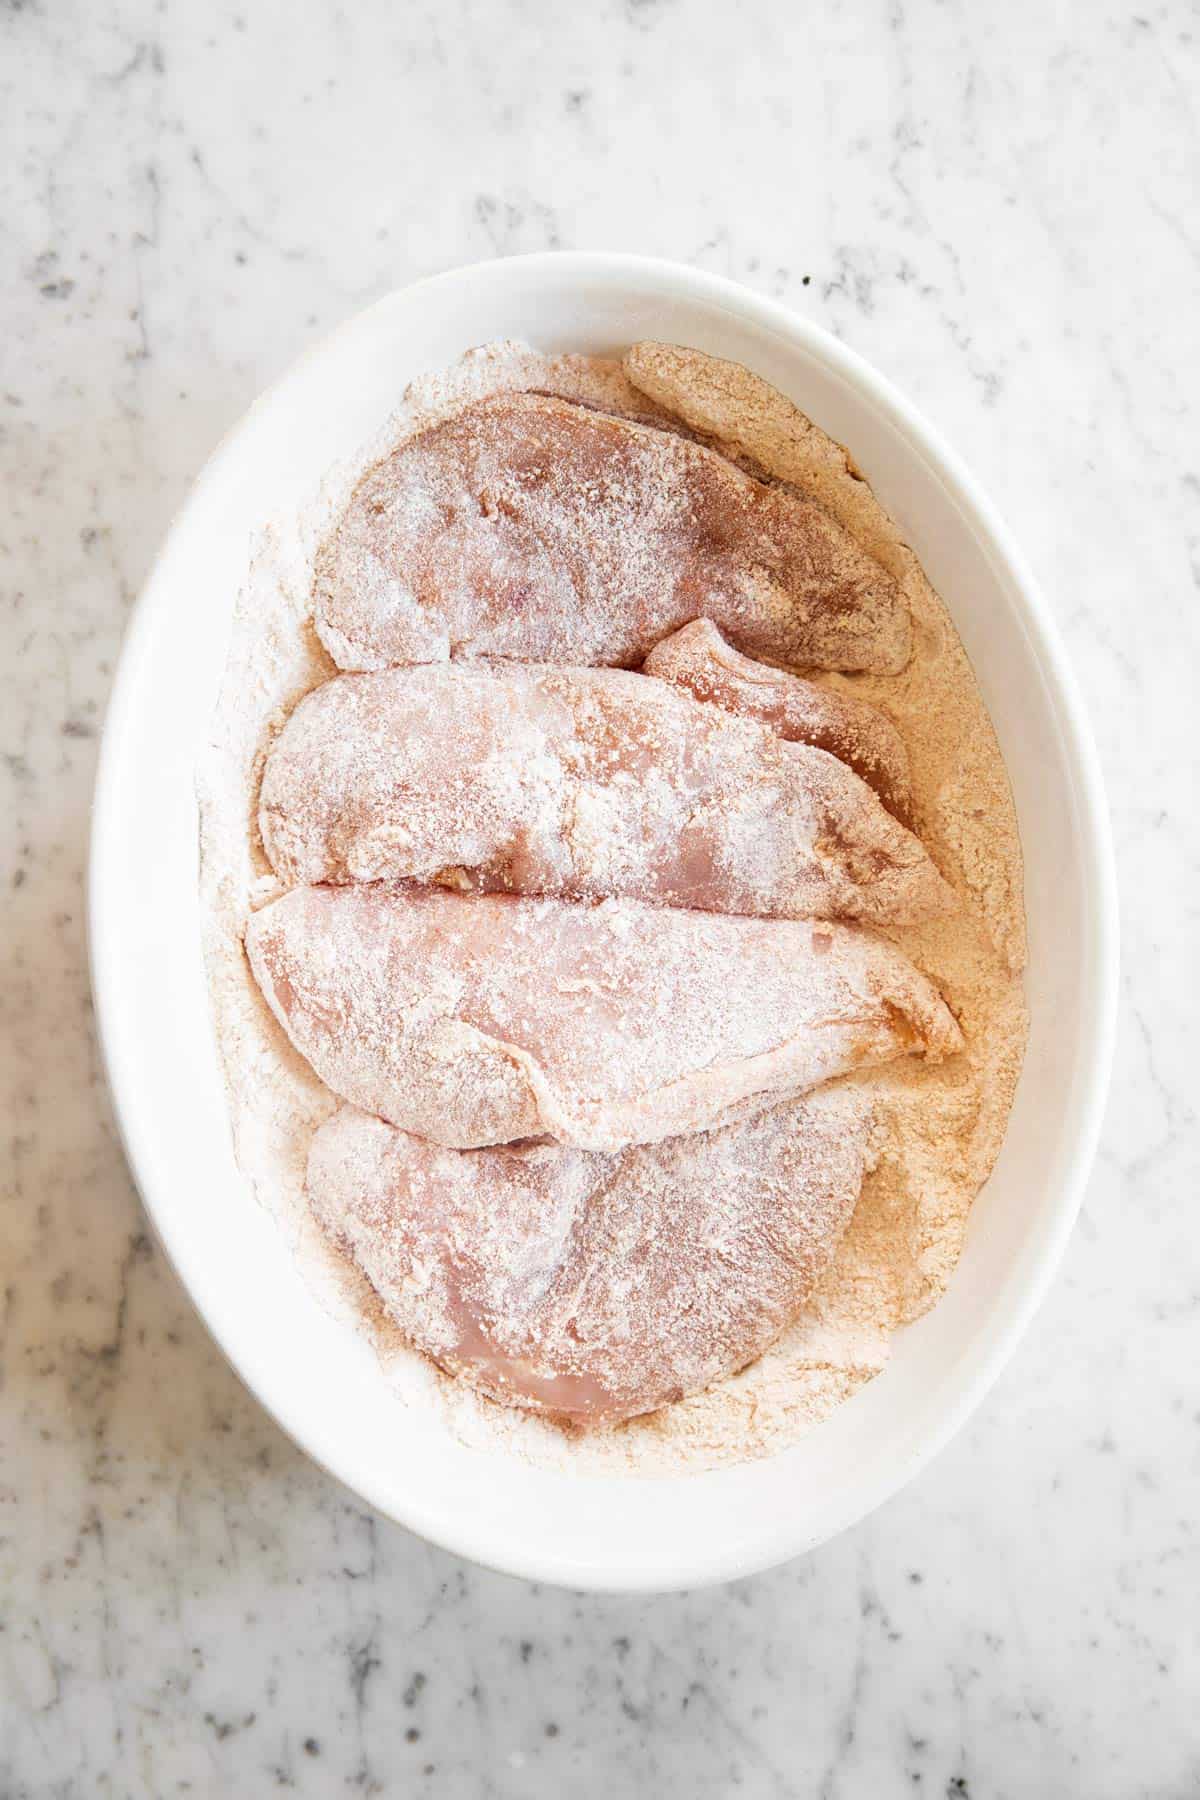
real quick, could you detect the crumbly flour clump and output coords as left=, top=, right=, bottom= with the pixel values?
left=197, top=339, right=1027, bottom=1478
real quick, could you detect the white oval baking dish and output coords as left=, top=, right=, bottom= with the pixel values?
left=89, top=254, right=1117, bottom=1591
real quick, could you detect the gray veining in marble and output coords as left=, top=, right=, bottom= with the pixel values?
left=2, top=0, right=1198, bottom=1794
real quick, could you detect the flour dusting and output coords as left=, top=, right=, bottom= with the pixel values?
left=197, top=340, right=1027, bottom=1478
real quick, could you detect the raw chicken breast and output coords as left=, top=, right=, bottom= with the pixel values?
left=309, top=1088, right=870, bottom=1424
left=245, top=884, right=962, bottom=1150
left=643, top=619, right=913, bottom=821
left=258, top=664, right=949, bottom=924
left=313, top=391, right=911, bottom=676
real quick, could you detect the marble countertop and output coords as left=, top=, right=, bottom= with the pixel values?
left=3, top=0, right=1197, bottom=1793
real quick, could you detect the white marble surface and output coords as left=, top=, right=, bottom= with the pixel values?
left=2, top=0, right=1197, bottom=1792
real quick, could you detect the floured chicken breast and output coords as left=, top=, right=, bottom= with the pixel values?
left=245, top=884, right=962, bottom=1151
left=308, top=1088, right=871, bottom=1424
left=313, top=391, right=911, bottom=675
left=259, top=664, right=949, bottom=924
left=643, top=619, right=913, bottom=822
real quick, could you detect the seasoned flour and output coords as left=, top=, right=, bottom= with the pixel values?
left=197, top=341, right=1027, bottom=1478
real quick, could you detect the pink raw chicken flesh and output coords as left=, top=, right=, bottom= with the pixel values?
left=309, top=1088, right=870, bottom=1423
left=245, top=884, right=963, bottom=1151
left=643, top=618, right=914, bottom=822
left=258, top=664, right=950, bottom=925
left=312, top=390, right=911, bottom=676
